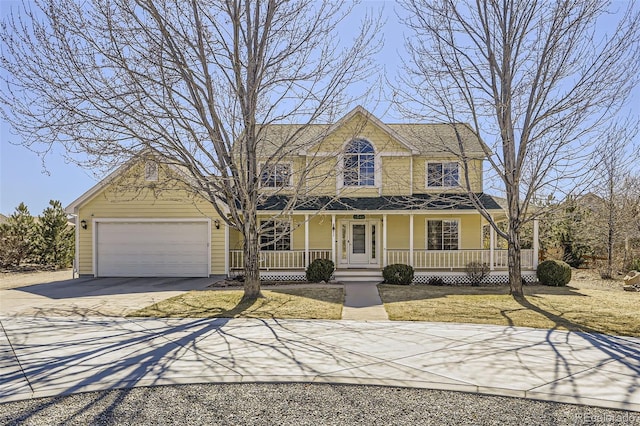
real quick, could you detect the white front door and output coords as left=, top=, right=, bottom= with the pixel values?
left=350, top=223, right=368, bottom=264
left=338, top=220, right=380, bottom=267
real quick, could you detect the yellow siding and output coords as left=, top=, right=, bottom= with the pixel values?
left=337, top=187, right=380, bottom=197
left=77, top=166, right=225, bottom=276
left=460, top=215, right=482, bottom=248
left=381, top=157, right=412, bottom=195
left=306, top=160, right=337, bottom=196
left=307, top=215, right=332, bottom=249
left=229, top=228, right=242, bottom=250
left=386, top=215, right=410, bottom=249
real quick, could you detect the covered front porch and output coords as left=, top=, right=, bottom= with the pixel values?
left=227, top=212, right=539, bottom=282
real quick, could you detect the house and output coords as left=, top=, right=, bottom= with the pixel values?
left=66, top=106, right=539, bottom=283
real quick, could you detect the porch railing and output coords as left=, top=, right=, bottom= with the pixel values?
left=229, top=249, right=533, bottom=270
left=229, top=249, right=332, bottom=270
left=386, top=249, right=533, bottom=270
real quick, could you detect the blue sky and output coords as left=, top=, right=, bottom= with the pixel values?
left=1, top=1, right=637, bottom=216
left=0, top=1, right=403, bottom=216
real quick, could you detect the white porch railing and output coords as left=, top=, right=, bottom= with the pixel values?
left=229, top=249, right=332, bottom=270
left=386, top=249, right=534, bottom=270
left=229, top=248, right=533, bottom=270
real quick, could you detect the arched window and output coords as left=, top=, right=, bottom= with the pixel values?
left=344, top=139, right=375, bottom=186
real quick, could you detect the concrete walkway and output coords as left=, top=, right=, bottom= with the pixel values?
left=1, top=316, right=639, bottom=412
left=341, top=282, right=389, bottom=320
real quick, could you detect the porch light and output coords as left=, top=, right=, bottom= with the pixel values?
left=80, top=219, right=87, bottom=230
left=214, top=219, right=220, bottom=229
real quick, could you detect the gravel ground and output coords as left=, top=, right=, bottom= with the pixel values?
left=0, top=384, right=637, bottom=426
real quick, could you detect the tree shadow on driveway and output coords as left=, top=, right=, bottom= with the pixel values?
left=7, top=276, right=222, bottom=299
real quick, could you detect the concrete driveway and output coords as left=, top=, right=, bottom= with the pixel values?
left=0, top=272, right=222, bottom=317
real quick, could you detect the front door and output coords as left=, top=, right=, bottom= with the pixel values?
left=350, top=223, right=368, bottom=264
left=338, top=220, right=380, bottom=267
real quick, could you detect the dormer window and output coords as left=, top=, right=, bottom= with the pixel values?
left=145, top=160, right=158, bottom=181
left=427, top=162, right=459, bottom=188
left=260, top=163, right=292, bottom=188
left=344, top=139, right=375, bottom=186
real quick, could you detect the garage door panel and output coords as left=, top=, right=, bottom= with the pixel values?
left=96, top=221, right=210, bottom=277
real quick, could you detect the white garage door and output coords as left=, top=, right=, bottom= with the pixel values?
left=96, top=221, right=210, bottom=277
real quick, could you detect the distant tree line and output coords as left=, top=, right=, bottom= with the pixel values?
left=0, top=200, right=74, bottom=269
left=538, top=174, right=640, bottom=276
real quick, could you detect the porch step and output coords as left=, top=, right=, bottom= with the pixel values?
left=334, top=269, right=383, bottom=283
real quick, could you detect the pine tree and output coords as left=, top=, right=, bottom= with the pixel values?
left=0, top=203, right=36, bottom=267
left=35, top=200, right=74, bottom=268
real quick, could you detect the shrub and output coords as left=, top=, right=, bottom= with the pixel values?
left=537, top=259, right=572, bottom=286
left=629, top=258, right=640, bottom=272
left=305, top=258, right=335, bottom=282
left=382, top=264, right=414, bottom=285
left=465, top=261, right=490, bottom=286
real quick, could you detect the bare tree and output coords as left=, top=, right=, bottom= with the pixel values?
left=1, top=0, right=381, bottom=299
left=591, top=120, right=638, bottom=277
left=396, top=0, right=640, bottom=296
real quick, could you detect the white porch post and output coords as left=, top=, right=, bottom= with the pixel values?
left=383, top=214, right=388, bottom=267
left=409, top=214, right=414, bottom=267
left=304, top=214, right=309, bottom=268
left=489, top=223, right=495, bottom=271
left=533, top=218, right=539, bottom=269
left=331, top=214, right=336, bottom=265
left=224, top=220, right=230, bottom=276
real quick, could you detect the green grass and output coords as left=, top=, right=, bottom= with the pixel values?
left=378, top=283, right=640, bottom=337
left=128, top=287, right=344, bottom=320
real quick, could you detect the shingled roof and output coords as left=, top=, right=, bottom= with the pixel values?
left=254, top=106, right=488, bottom=158
left=257, top=193, right=502, bottom=211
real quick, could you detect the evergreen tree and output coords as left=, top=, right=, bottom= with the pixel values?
left=35, top=200, right=74, bottom=268
left=0, top=203, right=36, bottom=267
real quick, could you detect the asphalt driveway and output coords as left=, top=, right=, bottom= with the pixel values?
left=0, top=272, right=222, bottom=317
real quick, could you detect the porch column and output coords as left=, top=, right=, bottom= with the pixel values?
left=409, top=214, right=414, bottom=267
left=331, top=214, right=336, bottom=265
left=489, top=223, right=495, bottom=271
left=224, top=220, right=230, bottom=276
left=304, top=214, right=309, bottom=268
left=383, top=214, right=388, bottom=267
left=533, top=218, right=539, bottom=269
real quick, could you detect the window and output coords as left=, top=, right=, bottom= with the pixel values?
left=260, top=220, right=291, bottom=251
left=427, top=162, right=459, bottom=187
left=427, top=219, right=459, bottom=250
left=145, top=160, right=158, bottom=181
left=343, top=139, right=375, bottom=186
left=260, top=163, right=291, bottom=188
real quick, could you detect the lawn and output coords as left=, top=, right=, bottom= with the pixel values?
left=378, top=272, right=640, bottom=337
left=129, top=287, right=344, bottom=320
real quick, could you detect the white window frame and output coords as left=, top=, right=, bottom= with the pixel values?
left=425, top=218, right=460, bottom=251
left=341, top=139, right=378, bottom=188
left=260, top=219, right=293, bottom=251
left=426, top=161, right=460, bottom=188
left=259, top=162, right=293, bottom=189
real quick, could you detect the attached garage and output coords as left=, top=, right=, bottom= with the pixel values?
left=94, top=220, right=210, bottom=277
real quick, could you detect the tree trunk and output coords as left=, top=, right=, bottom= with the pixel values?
left=507, top=220, right=524, bottom=297
left=607, top=198, right=614, bottom=277
left=242, top=214, right=263, bottom=301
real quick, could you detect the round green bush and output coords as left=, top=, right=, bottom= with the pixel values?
left=537, top=260, right=571, bottom=286
left=383, top=264, right=414, bottom=285
left=305, top=258, right=335, bottom=282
